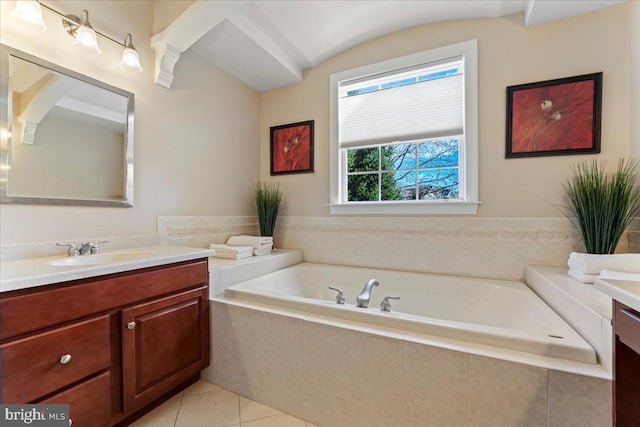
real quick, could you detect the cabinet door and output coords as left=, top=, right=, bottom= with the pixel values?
left=121, top=287, right=209, bottom=411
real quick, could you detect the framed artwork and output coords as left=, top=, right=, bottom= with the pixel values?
left=270, top=120, right=314, bottom=175
left=505, top=72, right=602, bottom=158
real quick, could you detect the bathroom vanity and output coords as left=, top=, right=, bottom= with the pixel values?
left=0, top=247, right=212, bottom=426
left=594, top=278, right=640, bottom=426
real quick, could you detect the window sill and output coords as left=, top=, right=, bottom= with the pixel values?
left=328, top=200, right=480, bottom=215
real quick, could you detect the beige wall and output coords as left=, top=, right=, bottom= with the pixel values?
left=0, top=0, right=260, bottom=245
left=260, top=4, right=630, bottom=217
left=631, top=0, right=640, bottom=161
left=152, top=0, right=195, bottom=34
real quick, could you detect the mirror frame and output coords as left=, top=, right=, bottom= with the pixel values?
left=0, top=44, right=134, bottom=207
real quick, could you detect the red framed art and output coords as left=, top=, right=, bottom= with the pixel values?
left=270, top=120, right=314, bottom=175
left=506, top=73, right=602, bottom=158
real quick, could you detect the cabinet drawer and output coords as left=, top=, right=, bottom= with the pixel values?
left=39, top=371, right=111, bottom=427
left=1, top=315, right=110, bottom=403
left=616, top=304, right=640, bottom=355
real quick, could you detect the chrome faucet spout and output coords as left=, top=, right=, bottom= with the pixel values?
left=356, top=279, right=379, bottom=308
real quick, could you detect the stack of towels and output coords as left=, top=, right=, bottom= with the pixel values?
left=209, top=235, right=273, bottom=260
left=567, top=252, right=640, bottom=283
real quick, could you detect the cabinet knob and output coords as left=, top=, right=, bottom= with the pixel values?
left=59, top=354, right=72, bottom=365
left=127, top=321, right=136, bottom=330
left=69, top=418, right=72, bottom=426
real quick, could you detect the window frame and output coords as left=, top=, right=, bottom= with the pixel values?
left=329, top=39, right=479, bottom=215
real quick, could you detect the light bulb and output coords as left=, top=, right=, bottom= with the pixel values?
left=10, top=0, right=47, bottom=32
left=72, top=10, right=100, bottom=54
left=120, top=34, right=142, bottom=72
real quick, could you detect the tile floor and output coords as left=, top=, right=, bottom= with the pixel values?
left=130, top=380, right=319, bottom=427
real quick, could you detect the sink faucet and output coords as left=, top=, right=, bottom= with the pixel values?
left=356, top=279, right=379, bottom=308
left=57, top=240, right=108, bottom=256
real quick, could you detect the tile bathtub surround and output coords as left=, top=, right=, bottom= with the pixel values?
left=129, top=380, right=317, bottom=427
left=206, top=300, right=612, bottom=427
left=525, top=266, right=613, bottom=374
left=208, top=249, right=303, bottom=297
left=275, top=216, right=639, bottom=282
left=157, top=216, right=260, bottom=248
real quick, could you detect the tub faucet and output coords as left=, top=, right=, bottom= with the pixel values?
left=356, top=279, right=379, bottom=308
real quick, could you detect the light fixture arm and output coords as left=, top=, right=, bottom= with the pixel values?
left=39, top=2, right=129, bottom=48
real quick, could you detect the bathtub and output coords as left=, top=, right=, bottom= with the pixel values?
left=224, top=263, right=597, bottom=364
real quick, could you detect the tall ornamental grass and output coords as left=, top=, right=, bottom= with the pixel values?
left=562, top=159, right=640, bottom=254
left=254, top=182, right=283, bottom=237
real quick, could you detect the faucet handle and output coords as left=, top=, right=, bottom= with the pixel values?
left=57, top=242, right=79, bottom=257
left=328, top=286, right=345, bottom=304
left=88, top=240, right=108, bottom=254
left=380, top=295, right=400, bottom=312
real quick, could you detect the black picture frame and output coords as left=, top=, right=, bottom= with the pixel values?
left=506, top=72, right=602, bottom=158
left=270, top=120, right=314, bottom=175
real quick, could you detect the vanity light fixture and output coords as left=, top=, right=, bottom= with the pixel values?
left=10, top=0, right=143, bottom=71
left=10, top=0, right=47, bottom=32
left=120, top=34, right=143, bottom=72
left=66, top=10, right=100, bottom=54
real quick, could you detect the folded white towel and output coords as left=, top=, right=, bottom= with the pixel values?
left=568, top=252, right=640, bottom=275
left=567, top=269, right=598, bottom=284
left=227, top=235, right=273, bottom=249
left=253, top=247, right=272, bottom=256
left=598, top=269, right=640, bottom=282
left=209, top=244, right=253, bottom=259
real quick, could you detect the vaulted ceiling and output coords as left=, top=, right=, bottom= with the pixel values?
left=151, top=0, right=624, bottom=92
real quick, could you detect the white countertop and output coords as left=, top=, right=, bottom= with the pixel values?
left=594, top=277, right=640, bottom=312
left=0, top=246, right=214, bottom=293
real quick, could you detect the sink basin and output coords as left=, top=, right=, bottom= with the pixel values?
left=48, top=251, right=155, bottom=267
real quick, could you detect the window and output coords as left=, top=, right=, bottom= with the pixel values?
left=329, top=40, right=479, bottom=214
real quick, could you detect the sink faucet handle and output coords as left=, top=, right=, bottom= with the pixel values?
left=88, top=240, right=108, bottom=254
left=328, top=286, right=345, bottom=304
left=380, top=295, right=400, bottom=312
left=56, top=242, right=79, bottom=257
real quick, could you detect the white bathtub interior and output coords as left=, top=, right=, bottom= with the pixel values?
left=224, top=263, right=598, bottom=364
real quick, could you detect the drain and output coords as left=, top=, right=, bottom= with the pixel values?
left=548, top=334, right=564, bottom=339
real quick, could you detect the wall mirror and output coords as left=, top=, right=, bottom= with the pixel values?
left=0, top=44, right=134, bottom=207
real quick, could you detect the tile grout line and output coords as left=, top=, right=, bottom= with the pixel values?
left=173, top=391, right=185, bottom=427
left=546, top=370, right=550, bottom=427
left=466, top=354, right=471, bottom=427
left=238, top=392, right=242, bottom=427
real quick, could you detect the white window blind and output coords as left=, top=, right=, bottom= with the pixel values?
left=338, top=58, right=464, bottom=148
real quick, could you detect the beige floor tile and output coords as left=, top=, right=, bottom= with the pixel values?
left=242, top=413, right=307, bottom=427
left=175, top=389, right=240, bottom=427
left=184, top=380, right=228, bottom=395
left=240, top=396, right=281, bottom=422
left=129, top=392, right=183, bottom=427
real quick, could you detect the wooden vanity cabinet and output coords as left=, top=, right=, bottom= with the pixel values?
left=0, top=258, right=210, bottom=426
left=613, top=300, right=640, bottom=426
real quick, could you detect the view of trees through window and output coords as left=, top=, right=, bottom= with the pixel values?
left=346, top=138, right=460, bottom=202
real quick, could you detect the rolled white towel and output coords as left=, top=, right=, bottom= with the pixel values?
left=598, top=269, right=640, bottom=282
left=567, top=269, right=598, bottom=284
left=568, top=252, right=640, bottom=275
left=227, top=235, right=273, bottom=249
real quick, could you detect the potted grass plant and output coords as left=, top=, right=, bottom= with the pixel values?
left=562, top=159, right=640, bottom=254
left=254, top=182, right=283, bottom=237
